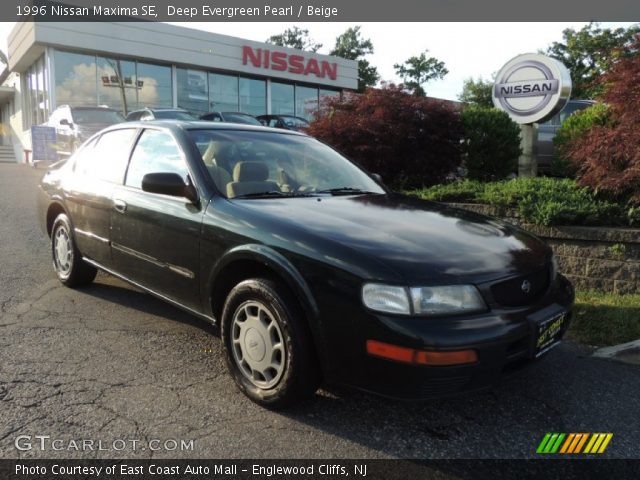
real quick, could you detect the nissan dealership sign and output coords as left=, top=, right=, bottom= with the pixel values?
left=492, top=53, right=572, bottom=124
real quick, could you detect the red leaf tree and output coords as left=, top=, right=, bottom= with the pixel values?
left=308, top=84, right=463, bottom=188
left=568, top=38, right=640, bottom=203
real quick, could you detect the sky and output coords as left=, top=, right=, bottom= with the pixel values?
left=0, top=22, right=635, bottom=100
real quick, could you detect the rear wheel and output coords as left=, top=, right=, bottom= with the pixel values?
left=221, top=278, right=320, bottom=408
left=51, top=213, right=97, bottom=287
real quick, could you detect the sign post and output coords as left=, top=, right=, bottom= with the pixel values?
left=492, top=54, right=571, bottom=177
left=30, top=125, right=58, bottom=167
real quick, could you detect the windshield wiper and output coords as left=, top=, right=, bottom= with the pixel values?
left=315, top=187, right=379, bottom=196
left=233, top=191, right=315, bottom=199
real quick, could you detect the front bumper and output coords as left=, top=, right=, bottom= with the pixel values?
left=331, top=274, right=574, bottom=400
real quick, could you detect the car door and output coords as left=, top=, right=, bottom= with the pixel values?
left=110, top=128, right=203, bottom=310
left=63, top=128, right=138, bottom=267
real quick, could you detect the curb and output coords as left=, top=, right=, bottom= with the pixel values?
left=593, top=339, right=640, bottom=366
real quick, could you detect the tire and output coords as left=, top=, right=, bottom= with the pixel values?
left=51, top=213, right=97, bottom=287
left=221, top=278, right=321, bottom=409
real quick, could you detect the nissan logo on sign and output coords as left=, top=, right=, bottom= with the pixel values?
left=492, top=53, right=571, bottom=124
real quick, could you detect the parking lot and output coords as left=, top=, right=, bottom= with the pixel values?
left=1, top=162, right=639, bottom=460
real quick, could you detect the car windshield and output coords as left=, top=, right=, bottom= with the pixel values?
left=221, top=113, right=262, bottom=125
left=71, top=109, right=125, bottom=124
left=279, top=116, right=310, bottom=128
left=190, top=129, right=385, bottom=199
left=153, top=110, right=197, bottom=120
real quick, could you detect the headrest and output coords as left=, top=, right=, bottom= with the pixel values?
left=233, top=162, right=269, bottom=182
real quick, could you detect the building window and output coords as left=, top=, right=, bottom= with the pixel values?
left=97, top=57, right=137, bottom=116
left=208, top=73, right=239, bottom=112
left=177, top=68, right=209, bottom=116
left=137, top=62, right=172, bottom=110
left=22, top=54, right=50, bottom=129
left=271, top=82, right=295, bottom=115
left=295, top=85, right=319, bottom=120
left=239, top=77, right=266, bottom=116
left=53, top=50, right=97, bottom=108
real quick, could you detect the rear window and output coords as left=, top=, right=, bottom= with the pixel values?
left=71, top=109, right=125, bottom=124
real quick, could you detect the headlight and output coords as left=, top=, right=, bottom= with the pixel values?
left=362, top=284, right=411, bottom=315
left=409, top=285, right=486, bottom=315
left=362, top=283, right=486, bottom=316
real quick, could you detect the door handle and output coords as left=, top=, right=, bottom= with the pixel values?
left=113, top=199, right=127, bottom=213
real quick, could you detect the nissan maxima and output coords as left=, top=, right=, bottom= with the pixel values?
left=38, top=121, right=574, bottom=408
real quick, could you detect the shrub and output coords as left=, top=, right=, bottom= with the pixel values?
left=460, top=107, right=522, bottom=181
left=567, top=38, right=640, bottom=203
left=552, top=103, right=611, bottom=177
left=407, top=177, right=629, bottom=227
left=307, top=84, right=463, bottom=189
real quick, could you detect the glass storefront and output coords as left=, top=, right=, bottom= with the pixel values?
left=53, top=50, right=172, bottom=116
left=271, top=82, right=295, bottom=115
left=28, top=50, right=341, bottom=128
left=209, top=73, right=239, bottom=112
left=239, top=77, right=266, bottom=116
left=22, top=54, right=50, bottom=128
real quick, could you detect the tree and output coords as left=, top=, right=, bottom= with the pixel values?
left=307, top=85, right=463, bottom=188
left=458, top=77, right=494, bottom=108
left=567, top=38, right=640, bottom=203
left=461, top=107, right=522, bottom=181
left=545, top=22, right=640, bottom=99
left=330, top=26, right=380, bottom=92
left=393, top=51, right=448, bottom=97
left=266, top=27, right=322, bottom=52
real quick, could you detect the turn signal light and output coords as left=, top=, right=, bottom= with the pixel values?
left=366, top=340, right=478, bottom=366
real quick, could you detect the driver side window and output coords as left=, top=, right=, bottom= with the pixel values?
left=125, top=129, right=189, bottom=189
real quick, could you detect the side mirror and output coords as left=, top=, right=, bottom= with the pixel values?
left=371, top=173, right=383, bottom=184
left=60, top=119, right=72, bottom=127
left=141, top=172, right=198, bottom=204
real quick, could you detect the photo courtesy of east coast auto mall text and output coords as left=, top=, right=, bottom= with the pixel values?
left=0, top=0, right=638, bottom=479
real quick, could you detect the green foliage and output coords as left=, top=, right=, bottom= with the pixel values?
left=544, top=22, right=640, bottom=99
left=266, top=27, right=322, bottom=52
left=408, top=178, right=630, bottom=227
left=460, top=107, right=521, bottom=181
left=458, top=77, right=494, bottom=108
left=552, top=103, right=611, bottom=177
left=570, top=290, right=640, bottom=346
left=330, top=26, right=379, bottom=92
left=393, top=51, right=448, bottom=97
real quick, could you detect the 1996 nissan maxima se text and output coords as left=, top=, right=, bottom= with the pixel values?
left=38, top=121, right=574, bottom=408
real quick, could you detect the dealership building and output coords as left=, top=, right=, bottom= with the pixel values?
left=0, top=22, right=358, bottom=161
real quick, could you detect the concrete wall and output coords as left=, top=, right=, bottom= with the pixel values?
left=449, top=203, right=640, bottom=294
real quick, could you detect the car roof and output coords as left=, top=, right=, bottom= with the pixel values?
left=69, top=106, right=119, bottom=111
left=106, top=119, right=307, bottom=136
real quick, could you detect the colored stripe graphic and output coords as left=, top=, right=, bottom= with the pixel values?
left=537, top=433, right=613, bottom=454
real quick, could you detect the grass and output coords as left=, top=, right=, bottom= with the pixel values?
left=567, top=290, right=640, bottom=347
left=406, top=178, right=633, bottom=227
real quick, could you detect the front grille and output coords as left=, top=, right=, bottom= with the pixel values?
left=490, top=266, right=550, bottom=307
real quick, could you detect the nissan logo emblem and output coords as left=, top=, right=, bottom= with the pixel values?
left=521, top=280, right=532, bottom=294
left=492, top=54, right=572, bottom=125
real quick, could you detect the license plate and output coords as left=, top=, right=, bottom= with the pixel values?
left=534, top=311, right=567, bottom=358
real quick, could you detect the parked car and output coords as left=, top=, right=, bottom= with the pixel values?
left=257, top=115, right=310, bottom=131
left=38, top=121, right=574, bottom=408
left=200, top=111, right=261, bottom=125
left=47, top=105, right=124, bottom=156
left=126, top=108, right=197, bottom=121
left=536, top=100, right=596, bottom=173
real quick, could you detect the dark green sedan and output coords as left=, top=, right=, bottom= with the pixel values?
left=38, top=121, right=574, bottom=408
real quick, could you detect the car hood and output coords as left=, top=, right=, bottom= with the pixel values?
left=232, top=194, right=551, bottom=284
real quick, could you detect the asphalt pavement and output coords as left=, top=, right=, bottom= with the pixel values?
left=1, top=162, right=639, bottom=460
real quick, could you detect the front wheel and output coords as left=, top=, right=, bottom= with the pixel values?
left=221, top=278, right=321, bottom=409
left=51, top=213, right=97, bottom=287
